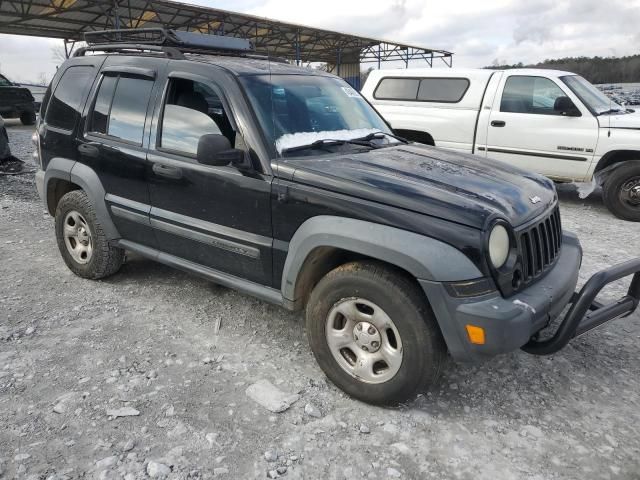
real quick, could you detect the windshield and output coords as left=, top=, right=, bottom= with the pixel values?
left=240, top=74, right=392, bottom=156
left=561, top=75, right=623, bottom=114
left=0, top=75, right=12, bottom=87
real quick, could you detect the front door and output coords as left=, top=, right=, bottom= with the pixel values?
left=146, top=69, right=273, bottom=285
left=484, top=74, right=598, bottom=181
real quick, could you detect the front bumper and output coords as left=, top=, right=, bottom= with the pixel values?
left=421, top=232, right=640, bottom=361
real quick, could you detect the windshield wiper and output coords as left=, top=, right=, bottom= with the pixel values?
left=597, top=108, right=625, bottom=116
left=350, top=131, right=410, bottom=144
left=281, top=138, right=378, bottom=155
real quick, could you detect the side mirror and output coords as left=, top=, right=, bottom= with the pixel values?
left=196, top=134, right=249, bottom=170
left=554, top=96, right=581, bottom=117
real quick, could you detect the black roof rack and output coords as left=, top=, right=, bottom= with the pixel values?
left=75, top=28, right=261, bottom=60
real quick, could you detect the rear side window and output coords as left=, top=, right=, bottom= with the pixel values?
left=417, top=78, right=469, bottom=102
left=88, top=74, right=154, bottom=145
left=374, top=76, right=469, bottom=103
left=45, top=66, right=94, bottom=131
left=374, top=78, right=419, bottom=100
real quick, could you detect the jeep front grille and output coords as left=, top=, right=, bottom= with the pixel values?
left=517, top=206, right=562, bottom=285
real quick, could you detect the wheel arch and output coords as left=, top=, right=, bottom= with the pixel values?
left=44, top=158, right=120, bottom=240
left=281, top=216, right=482, bottom=310
left=595, top=150, right=640, bottom=174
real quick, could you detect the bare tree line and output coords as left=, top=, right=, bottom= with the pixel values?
left=487, top=55, right=640, bottom=84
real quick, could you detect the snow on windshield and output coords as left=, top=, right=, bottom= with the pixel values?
left=275, top=128, right=381, bottom=154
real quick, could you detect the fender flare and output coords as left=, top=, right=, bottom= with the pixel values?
left=280, top=215, right=482, bottom=303
left=43, top=158, right=120, bottom=240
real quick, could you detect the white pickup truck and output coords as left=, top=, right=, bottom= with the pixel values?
left=362, top=68, right=640, bottom=221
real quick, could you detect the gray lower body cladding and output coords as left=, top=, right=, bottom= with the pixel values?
left=423, top=232, right=582, bottom=362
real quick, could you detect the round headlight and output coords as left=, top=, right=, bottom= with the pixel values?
left=488, top=224, right=510, bottom=268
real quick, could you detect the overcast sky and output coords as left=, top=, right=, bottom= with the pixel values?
left=1, top=0, right=639, bottom=83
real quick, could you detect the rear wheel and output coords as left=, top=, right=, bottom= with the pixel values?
left=55, top=190, right=124, bottom=279
left=305, top=261, right=446, bottom=405
left=20, top=110, right=36, bottom=126
left=603, top=161, right=640, bottom=222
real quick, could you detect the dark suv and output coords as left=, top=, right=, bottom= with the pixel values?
left=34, top=29, right=640, bottom=405
left=0, top=74, right=36, bottom=125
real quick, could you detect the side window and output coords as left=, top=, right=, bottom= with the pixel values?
left=159, top=78, right=236, bottom=157
left=500, top=76, right=568, bottom=115
left=0, top=75, right=11, bottom=87
left=374, top=77, right=469, bottom=103
left=88, top=74, right=154, bottom=145
left=417, top=78, right=469, bottom=103
left=374, top=78, right=419, bottom=100
left=45, top=66, right=94, bottom=131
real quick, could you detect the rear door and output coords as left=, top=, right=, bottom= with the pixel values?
left=79, top=56, right=166, bottom=247
left=39, top=59, right=101, bottom=169
left=484, top=74, right=598, bottom=181
left=145, top=64, right=273, bottom=285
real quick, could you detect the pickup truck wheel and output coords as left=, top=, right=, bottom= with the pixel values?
left=603, top=161, right=640, bottom=222
left=306, top=261, right=446, bottom=405
left=55, top=190, right=124, bottom=279
left=20, top=110, right=36, bottom=126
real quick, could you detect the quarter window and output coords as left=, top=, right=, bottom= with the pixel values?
left=45, top=66, right=94, bottom=131
left=87, top=74, right=154, bottom=145
left=500, top=76, right=568, bottom=115
left=374, top=77, right=469, bottom=103
left=159, top=78, right=235, bottom=156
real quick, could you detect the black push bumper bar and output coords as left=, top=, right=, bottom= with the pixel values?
left=523, top=258, right=640, bottom=355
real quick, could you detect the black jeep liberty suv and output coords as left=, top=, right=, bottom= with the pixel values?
left=34, top=29, right=640, bottom=405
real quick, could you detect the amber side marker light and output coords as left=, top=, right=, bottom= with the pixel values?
left=465, top=325, right=485, bottom=345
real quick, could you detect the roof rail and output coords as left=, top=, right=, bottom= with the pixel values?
left=82, top=28, right=254, bottom=53
left=74, top=43, right=185, bottom=59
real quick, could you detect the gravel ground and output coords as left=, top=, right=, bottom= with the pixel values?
left=1, top=119, right=639, bottom=480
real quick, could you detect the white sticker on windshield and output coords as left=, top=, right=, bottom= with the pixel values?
left=341, top=86, right=360, bottom=98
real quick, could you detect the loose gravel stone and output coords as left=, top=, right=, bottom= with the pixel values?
left=264, top=450, right=278, bottom=462
left=245, top=380, right=300, bottom=413
left=304, top=403, right=322, bottom=418
left=107, top=407, right=140, bottom=418
left=146, top=461, right=171, bottom=478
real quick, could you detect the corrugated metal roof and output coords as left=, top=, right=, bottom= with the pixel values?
left=0, top=0, right=452, bottom=65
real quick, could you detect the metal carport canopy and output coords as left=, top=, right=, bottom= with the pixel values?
left=0, top=0, right=453, bottom=66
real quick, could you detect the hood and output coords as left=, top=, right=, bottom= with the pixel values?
left=597, top=111, right=640, bottom=129
left=280, top=144, right=557, bottom=229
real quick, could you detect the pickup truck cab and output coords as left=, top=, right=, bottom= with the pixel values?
left=34, top=29, right=640, bottom=405
left=362, top=68, right=640, bottom=221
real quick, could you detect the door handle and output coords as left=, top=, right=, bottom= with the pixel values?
left=77, top=143, right=99, bottom=157
left=491, top=120, right=506, bottom=127
left=152, top=163, right=182, bottom=180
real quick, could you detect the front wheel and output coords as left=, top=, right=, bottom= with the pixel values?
left=603, top=161, right=640, bottom=222
left=305, top=261, right=446, bottom=405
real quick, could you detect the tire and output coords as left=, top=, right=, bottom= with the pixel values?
left=305, top=261, right=446, bottom=405
left=55, top=190, right=124, bottom=279
left=20, top=110, right=36, bottom=126
left=602, top=161, right=640, bottom=222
